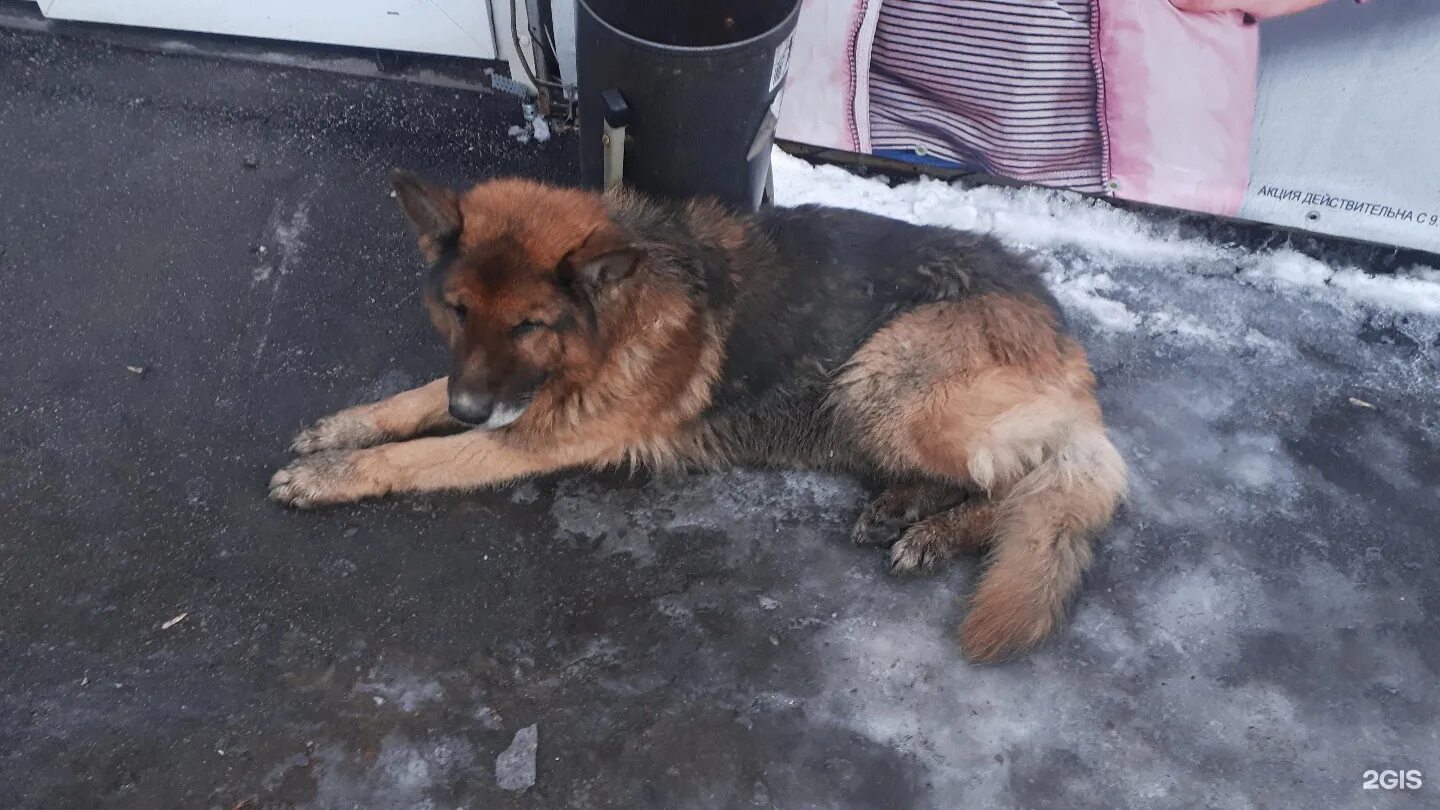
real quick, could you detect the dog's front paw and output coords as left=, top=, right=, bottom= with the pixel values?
left=291, top=409, right=386, bottom=455
left=269, top=450, right=380, bottom=509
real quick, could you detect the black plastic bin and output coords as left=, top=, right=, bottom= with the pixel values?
left=576, top=0, right=802, bottom=212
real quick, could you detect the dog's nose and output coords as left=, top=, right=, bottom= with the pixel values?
left=448, top=390, right=495, bottom=425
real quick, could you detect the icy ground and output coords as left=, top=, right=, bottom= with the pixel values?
left=752, top=150, right=1440, bottom=806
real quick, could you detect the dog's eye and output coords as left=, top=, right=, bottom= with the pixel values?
left=511, top=320, right=546, bottom=337
left=449, top=301, right=468, bottom=319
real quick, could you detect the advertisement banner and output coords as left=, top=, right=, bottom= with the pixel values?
left=776, top=0, right=1440, bottom=254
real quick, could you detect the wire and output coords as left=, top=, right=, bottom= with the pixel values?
left=509, top=0, right=566, bottom=94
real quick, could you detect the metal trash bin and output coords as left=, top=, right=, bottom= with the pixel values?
left=576, top=0, right=801, bottom=212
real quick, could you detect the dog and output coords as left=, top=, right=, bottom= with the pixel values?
left=269, top=170, right=1127, bottom=662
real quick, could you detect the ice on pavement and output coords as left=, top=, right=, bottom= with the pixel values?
left=757, top=150, right=1439, bottom=808
left=495, top=724, right=538, bottom=792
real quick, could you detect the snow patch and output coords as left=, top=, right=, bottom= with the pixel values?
left=1051, top=271, right=1139, bottom=333
left=495, top=724, right=538, bottom=793
left=354, top=663, right=445, bottom=713
left=771, top=149, right=1440, bottom=329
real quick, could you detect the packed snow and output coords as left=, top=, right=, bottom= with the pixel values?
left=771, top=149, right=1440, bottom=319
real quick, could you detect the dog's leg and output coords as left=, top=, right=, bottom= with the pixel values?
left=835, top=300, right=1126, bottom=662
left=888, top=498, right=1000, bottom=575
left=291, top=377, right=457, bottom=454
left=851, top=480, right=967, bottom=547
left=270, top=430, right=598, bottom=509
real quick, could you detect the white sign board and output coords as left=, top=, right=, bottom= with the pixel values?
left=40, top=0, right=498, bottom=60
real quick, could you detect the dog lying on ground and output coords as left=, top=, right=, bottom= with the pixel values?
left=270, top=171, right=1127, bottom=662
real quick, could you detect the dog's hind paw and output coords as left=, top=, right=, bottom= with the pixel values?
left=269, top=450, right=380, bottom=509
left=887, top=522, right=958, bottom=576
left=291, top=410, right=386, bottom=455
left=850, top=502, right=909, bottom=547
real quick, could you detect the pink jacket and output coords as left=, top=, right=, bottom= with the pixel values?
left=777, top=0, right=1258, bottom=216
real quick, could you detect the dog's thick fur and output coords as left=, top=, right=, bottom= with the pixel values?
left=270, top=172, right=1127, bottom=662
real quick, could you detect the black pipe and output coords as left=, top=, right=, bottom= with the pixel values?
left=576, top=0, right=802, bottom=212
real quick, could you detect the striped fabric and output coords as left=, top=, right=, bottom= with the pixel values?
left=868, top=0, right=1106, bottom=192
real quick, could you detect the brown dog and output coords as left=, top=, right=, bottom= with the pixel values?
left=270, top=171, right=1127, bottom=662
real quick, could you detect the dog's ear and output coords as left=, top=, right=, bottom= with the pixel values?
left=559, top=226, right=642, bottom=294
left=390, top=169, right=461, bottom=262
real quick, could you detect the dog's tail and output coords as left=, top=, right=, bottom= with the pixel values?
left=961, top=416, right=1126, bottom=663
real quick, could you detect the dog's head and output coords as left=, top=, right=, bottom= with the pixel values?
left=390, top=170, right=641, bottom=430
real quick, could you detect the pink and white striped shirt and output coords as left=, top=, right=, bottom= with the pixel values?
left=868, top=0, right=1106, bottom=192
